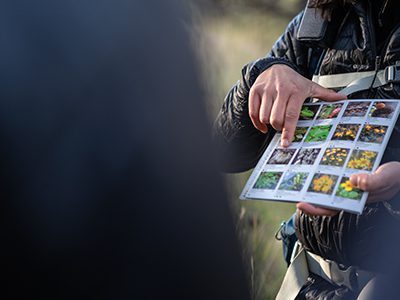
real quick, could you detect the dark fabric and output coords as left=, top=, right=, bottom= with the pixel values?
left=296, top=273, right=355, bottom=300
left=0, top=1, right=251, bottom=299
left=214, top=0, right=400, bottom=298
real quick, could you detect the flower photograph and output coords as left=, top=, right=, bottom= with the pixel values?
left=278, top=172, right=308, bottom=191
left=292, top=148, right=321, bottom=165
left=317, top=103, right=343, bottom=119
left=292, top=127, right=308, bottom=142
left=304, top=125, right=332, bottom=142
left=369, top=101, right=397, bottom=119
left=358, top=124, right=388, bottom=144
left=332, top=124, right=360, bottom=141
left=267, top=149, right=296, bottom=165
left=253, top=172, right=283, bottom=190
left=335, top=177, right=363, bottom=200
left=299, top=104, right=320, bottom=120
left=320, top=147, right=350, bottom=167
left=307, top=173, right=339, bottom=195
left=343, top=101, right=370, bottom=117
left=346, top=150, right=378, bottom=171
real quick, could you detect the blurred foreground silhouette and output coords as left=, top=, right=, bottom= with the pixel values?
left=0, top=1, right=250, bottom=299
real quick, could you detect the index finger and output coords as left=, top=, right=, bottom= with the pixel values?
left=281, top=94, right=303, bottom=147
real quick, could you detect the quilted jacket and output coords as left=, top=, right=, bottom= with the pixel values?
left=214, top=0, right=400, bottom=297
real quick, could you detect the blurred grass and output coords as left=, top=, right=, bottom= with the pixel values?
left=192, top=5, right=299, bottom=299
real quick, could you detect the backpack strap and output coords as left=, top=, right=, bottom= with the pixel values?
left=312, top=62, right=400, bottom=96
left=276, top=243, right=376, bottom=299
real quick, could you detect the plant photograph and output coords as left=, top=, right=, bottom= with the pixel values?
left=278, top=172, right=308, bottom=191
left=369, top=101, right=398, bottom=119
left=292, top=148, right=321, bottom=165
left=358, top=124, right=388, bottom=144
left=332, top=124, right=360, bottom=141
left=253, top=172, right=283, bottom=190
left=292, top=126, right=308, bottom=142
left=317, top=103, right=343, bottom=119
left=335, top=177, right=363, bottom=200
left=267, top=149, right=296, bottom=164
left=299, top=104, right=320, bottom=120
left=307, top=173, right=338, bottom=195
left=346, top=150, right=377, bottom=171
left=343, top=101, right=370, bottom=117
left=320, top=147, right=350, bottom=167
left=304, top=125, right=332, bottom=142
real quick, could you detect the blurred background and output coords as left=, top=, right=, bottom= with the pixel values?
left=190, top=1, right=307, bottom=299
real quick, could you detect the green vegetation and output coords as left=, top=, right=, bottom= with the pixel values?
left=195, top=4, right=297, bottom=299
left=304, top=125, right=332, bottom=142
left=254, top=172, right=282, bottom=189
left=293, top=127, right=308, bottom=142
left=300, top=106, right=315, bottom=119
left=279, top=172, right=308, bottom=191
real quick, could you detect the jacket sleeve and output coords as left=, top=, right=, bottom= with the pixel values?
left=213, top=11, right=310, bottom=173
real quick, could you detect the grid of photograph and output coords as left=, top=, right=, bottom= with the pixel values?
left=241, top=99, right=400, bottom=214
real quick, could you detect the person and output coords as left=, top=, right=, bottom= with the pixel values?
left=0, top=1, right=251, bottom=299
left=214, top=0, right=400, bottom=298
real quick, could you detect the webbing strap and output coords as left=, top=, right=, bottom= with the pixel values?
left=312, top=71, right=376, bottom=89
left=306, top=252, right=374, bottom=292
left=339, top=71, right=385, bottom=96
left=275, top=248, right=308, bottom=300
left=312, top=64, right=400, bottom=96
left=276, top=248, right=376, bottom=299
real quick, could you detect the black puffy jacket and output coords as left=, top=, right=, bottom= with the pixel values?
left=214, top=0, right=400, bottom=297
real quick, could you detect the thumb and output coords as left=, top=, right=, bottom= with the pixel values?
left=310, top=82, right=347, bottom=102
left=350, top=172, right=384, bottom=192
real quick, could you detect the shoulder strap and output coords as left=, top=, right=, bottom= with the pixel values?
left=312, top=62, right=400, bottom=96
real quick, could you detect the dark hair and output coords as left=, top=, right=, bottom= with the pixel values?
left=309, top=0, right=355, bottom=20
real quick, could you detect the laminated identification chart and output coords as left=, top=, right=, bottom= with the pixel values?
left=240, top=99, right=400, bottom=214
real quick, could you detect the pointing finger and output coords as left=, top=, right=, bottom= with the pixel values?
left=281, top=94, right=303, bottom=147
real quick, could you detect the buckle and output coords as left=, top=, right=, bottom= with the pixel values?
left=385, top=63, right=400, bottom=84
left=329, top=262, right=359, bottom=291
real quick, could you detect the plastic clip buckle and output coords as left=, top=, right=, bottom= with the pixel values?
left=385, top=64, right=400, bottom=84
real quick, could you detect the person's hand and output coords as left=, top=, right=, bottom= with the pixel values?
left=297, top=162, right=400, bottom=216
left=248, top=64, right=346, bottom=147
left=350, top=161, right=400, bottom=203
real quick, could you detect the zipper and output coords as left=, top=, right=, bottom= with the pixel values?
left=378, top=0, right=390, bottom=27
left=375, top=56, right=382, bottom=72
left=366, top=0, right=377, bottom=59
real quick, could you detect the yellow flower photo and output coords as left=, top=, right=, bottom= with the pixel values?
left=332, top=124, right=360, bottom=141
left=335, top=177, right=363, bottom=200
left=346, top=150, right=377, bottom=171
left=308, top=173, right=338, bottom=195
left=320, top=147, right=350, bottom=167
left=358, top=124, right=388, bottom=144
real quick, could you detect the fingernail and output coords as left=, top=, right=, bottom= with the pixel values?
left=281, top=139, right=289, bottom=147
